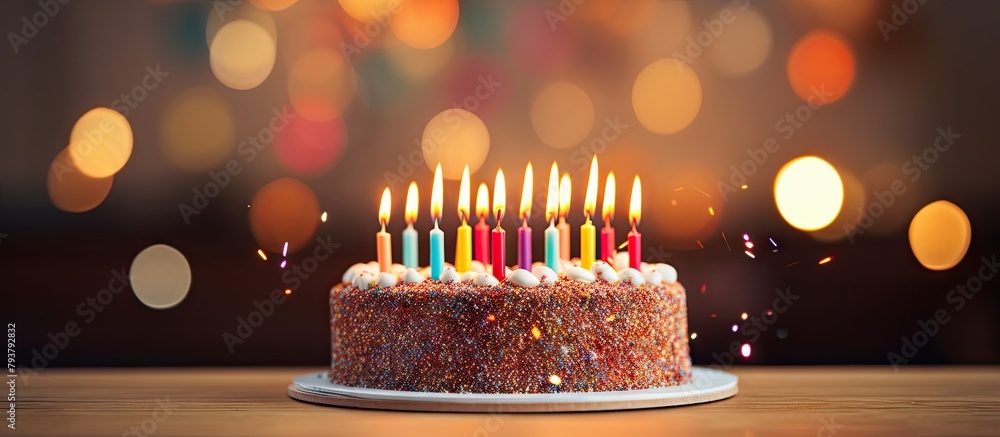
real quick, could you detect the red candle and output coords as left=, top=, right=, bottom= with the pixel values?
left=474, top=183, right=490, bottom=263
left=628, top=176, right=642, bottom=270
left=492, top=169, right=507, bottom=281
left=601, top=225, right=616, bottom=264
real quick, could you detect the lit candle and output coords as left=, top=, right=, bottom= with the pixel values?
left=600, top=172, right=616, bottom=264
left=492, top=169, right=506, bottom=281
left=518, top=163, right=533, bottom=271
left=557, top=173, right=571, bottom=261
left=544, top=162, right=561, bottom=271
left=628, top=175, right=642, bottom=270
left=402, top=182, right=419, bottom=269
left=376, top=187, right=392, bottom=273
left=580, top=156, right=598, bottom=269
left=474, top=183, right=490, bottom=264
left=430, top=163, right=445, bottom=280
left=455, top=165, right=472, bottom=273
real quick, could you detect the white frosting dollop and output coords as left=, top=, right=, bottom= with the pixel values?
left=469, top=260, right=486, bottom=273
left=389, top=263, right=406, bottom=275
left=612, top=252, right=630, bottom=270
left=565, top=266, right=595, bottom=283
left=474, top=273, right=500, bottom=287
left=652, top=263, right=678, bottom=284
left=352, top=271, right=377, bottom=290
left=532, top=266, right=558, bottom=285
left=400, top=268, right=424, bottom=284
left=375, top=272, right=397, bottom=288
left=640, top=262, right=651, bottom=274
left=559, top=259, right=575, bottom=273
left=591, top=261, right=618, bottom=282
left=460, top=271, right=479, bottom=282
left=342, top=263, right=368, bottom=284
left=617, top=268, right=645, bottom=287
left=644, top=270, right=663, bottom=285
left=507, top=269, right=540, bottom=286
left=439, top=268, right=461, bottom=284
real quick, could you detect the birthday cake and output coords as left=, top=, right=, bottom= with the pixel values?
left=330, top=259, right=691, bottom=394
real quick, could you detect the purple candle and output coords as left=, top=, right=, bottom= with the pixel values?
left=517, top=163, right=534, bottom=271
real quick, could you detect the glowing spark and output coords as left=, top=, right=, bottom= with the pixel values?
left=690, top=333, right=698, bottom=340
left=766, top=310, right=774, bottom=316
left=549, top=374, right=562, bottom=386
left=741, top=343, right=751, bottom=358
left=673, top=186, right=685, bottom=192
left=769, top=237, right=777, bottom=247
left=487, top=314, right=496, bottom=321
left=321, top=212, right=328, bottom=222
left=721, top=232, right=731, bottom=252
left=257, top=249, right=267, bottom=261
left=731, top=324, right=738, bottom=332
left=282, top=242, right=288, bottom=257
left=696, top=240, right=704, bottom=249
left=531, top=326, right=542, bottom=340
left=786, top=261, right=800, bottom=267
left=284, top=289, right=291, bottom=295
left=740, top=184, right=748, bottom=190
left=741, top=312, right=748, bottom=320
left=280, top=260, right=287, bottom=269
left=708, top=206, right=715, bottom=216
left=742, top=233, right=750, bottom=241
left=818, top=256, right=833, bottom=265
left=745, top=242, right=754, bottom=249
left=745, top=251, right=755, bottom=259
left=691, top=185, right=711, bottom=198
left=618, top=241, right=629, bottom=250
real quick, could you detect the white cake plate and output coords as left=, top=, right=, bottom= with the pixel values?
left=288, top=366, right=737, bottom=412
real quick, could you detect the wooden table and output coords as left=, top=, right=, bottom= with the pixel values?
left=15, top=367, right=1000, bottom=436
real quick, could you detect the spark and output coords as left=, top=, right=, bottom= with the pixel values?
left=744, top=250, right=755, bottom=259
left=740, top=343, right=751, bottom=358
left=321, top=212, right=328, bottom=222
left=282, top=242, right=289, bottom=257
left=769, top=237, right=777, bottom=247
left=742, top=233, right=750, bottom=241
left=257, top=249, right=267, bottom=261
left=549, top=374, right=562, bottom=386
left=531, top=326, right=542, bottom=340
left=280, top=260, right=287, bottom=269
left=740, top=184, right=748, bottom=190
left=691, top=185, right=711, bottom=198
left=618, top=241, right=629, bottom=250
left=731, top=324, right=738, bottom=332
left=721, top=232, right=731, bottom=252
left=284, top=289, right=292, bottom=295
left=745, top=241, right=754, bottom=249
left=696, top=240, right=704, bottom=249
left=741, top=312, right=748, bottom=320
left=690, top=333, right=698, bottom=340
left=673, top=186, right=685, bottom=192
left=786, top=261, right=800, bottom=267
left=818, top=256, right=834, bottom=265
left=708, top=206, right=715, bottom=216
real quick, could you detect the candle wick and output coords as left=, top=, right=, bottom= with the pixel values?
left=631, top=218, right=637, bottom=232
left=521, top=214, right=528, bottom=228
left=495, top=209, right=504, bottom=231
left=380, top=219, right=386, bottom=233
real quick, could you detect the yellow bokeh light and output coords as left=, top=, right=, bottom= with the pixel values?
left=909, top=201, right=971, bottom=271
left=47, top=147, right=114, bottom=213
left=68, top=107, right=133, bottom=178
left=210, top=19, right=276, bottom=90
left=206, top=3, right=277, bottom=47
left=531, top=81, right=595, bottom=149
left=421, top=108, right=490, bottom=180
left=632, top=59, right=702, bottom=135
left=707, top=7, right=773, bottom=77
left=288, top=48, right=357, bottom=122
left=390, top=0, right=460, bottom=49
left=774, top=156, right=844, bottom=231
left=160, top=87, right=236, bottom=171
left=338, top=0, right=396, bottom=22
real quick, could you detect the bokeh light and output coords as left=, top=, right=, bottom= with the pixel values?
left=68, top=107, right=133, bottom=178
left=386, top=35, right=455, bottom=81
left=421, top=108, right=490, bottom=180
left=288, top=48, right=357, bottom=122
left=787, top=30, right=855, bottom=105
left=160, top=87, right=236, bottom=171
left=205, top=3, right=277, bottom=46
left=390, top=0, right=459, bottom=49
left=338, top=0, right=396, bottom=22
left=774, top=156, right=844, bottom=231
left=632, top=59, right=702, bottom=135
left=47, top=148, right=114, bottom=213
left=707, top=7, right=773, bottom=77
left=909, top=200, right=971, bottom=271
left=250, top=178, right=321, bottom=253
left=209, top=19, right=277, bottom=90
left=130, top=244, right=192, bottom=310
left=249, top=0, right=298, bottom=11
left=603, top=0, right=658, bottom=36
left=531, top=81, right=595, bottom=149
left=275, top=116, right=347, bottom=177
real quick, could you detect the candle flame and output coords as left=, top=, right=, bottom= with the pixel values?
left=559, top=173, right=571, bottom=218
left=458, top=165, right=470, bottom=222
left=602, top=172, right=616, bottom=223
left=405, top=182, right=418, bottom=224
left=493, top=168, right=506, bottom=222
left=584, top=155, right=598, bottom=219
left=476, top=183, right=489, bottom=218
left=431, top=163, right=443, bottom=221
left=546, top=162, right=559, bottom=222
left=519, top=162, right=533, bottom=220
left=379, top=187, right=391, bottom=227
left=629, top=175, right=641, bottom=227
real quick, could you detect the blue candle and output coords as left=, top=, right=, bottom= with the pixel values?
left=430, top=221, right=444, bottom=280
left=403, top=224, right=418, bottom=268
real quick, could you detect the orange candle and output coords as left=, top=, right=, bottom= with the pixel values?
left=376, top=187, right=392, bottom=273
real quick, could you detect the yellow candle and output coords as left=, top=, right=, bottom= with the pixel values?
left=580, top=156, right=598, bottom=269
left=455, top=165, right=472, bottom=273
left=376, top=187, right=392, bottom=273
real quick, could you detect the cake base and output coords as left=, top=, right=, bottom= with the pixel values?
left=288, top=367, right=736, bottom=412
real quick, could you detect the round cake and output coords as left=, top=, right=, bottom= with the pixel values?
left=330, top=261, right=691, bottom=394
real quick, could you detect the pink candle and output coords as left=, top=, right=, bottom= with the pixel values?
left=492, top=227, right=506, bottom=281
left=474, top=216, right=490, bottom=263
left=628, top=225, right=641, bottom=270
left=600, top=225, right=615, bottom=264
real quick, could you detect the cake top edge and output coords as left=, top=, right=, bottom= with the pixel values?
left=341, top=260, right=679, bottom=291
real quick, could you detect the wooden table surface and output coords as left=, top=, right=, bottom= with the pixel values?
left=15, top=367, right=1000, bottom=436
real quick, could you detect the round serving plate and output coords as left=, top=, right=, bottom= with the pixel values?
left=288, top=366, right=737, bottom=413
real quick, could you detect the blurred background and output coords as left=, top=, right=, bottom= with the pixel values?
left=1, top=0, right=998, bottom=368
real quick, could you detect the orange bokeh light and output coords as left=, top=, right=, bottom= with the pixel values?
left=787, top=30, right=855, bottom=105
left=249, top=178, right=321, bottom=254
left=390, top=0, right=459, bottom=49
